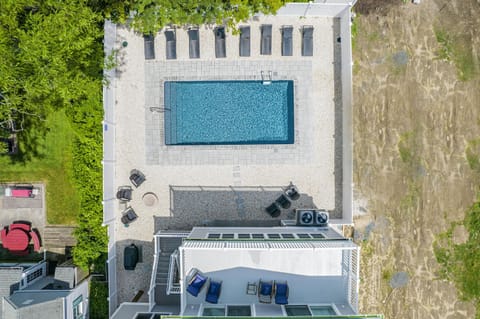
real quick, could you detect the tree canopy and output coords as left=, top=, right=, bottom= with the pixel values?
left=99, top=0, right=287, bottom=34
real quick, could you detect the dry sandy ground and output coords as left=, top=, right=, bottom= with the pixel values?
left=352, top=0, right=480, bottom=318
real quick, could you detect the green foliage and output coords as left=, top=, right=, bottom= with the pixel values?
left=466, top=139, right=480, bottom=171
left=434, top=199, right=480, bottom=317
left=398, top=131, right=415, bottom=163
left=434, top=28, right=478, bottom=81
left=108, top=0, right=287, bottom=34
left=89, top=280, right=109, bottom=319
left=0, top=111, right=80, bottom=225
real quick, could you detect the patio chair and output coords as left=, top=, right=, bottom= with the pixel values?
left=301, top=25, right=314, bottom=56
left=10, top=221, right=31, bottom=232
left=265, top=203, right=281, bottom=218
left=205, top=279, right=222, bottom=304
left=30, top=229, right=41, bottom=252
left=116, top=185, right=133, bottom=202
left=144, top=34, right=155, bottom=60
left=260, top=24, right=272, bottom=55
left=165, top=28, right=177, bottom=60
left=239, top=26, right=250, bottom=57
left=285, top=183, right=300, bottom=201
left=274, top=280, right=289, bottom=305
left=1, top=227, right=8, bottom=248
left=275, top=194, right=291, bottom=209
left=186, top=268, right=208, bottom=297
left=281, top=25, right=293, bottom=56
left=188, top=27, right=200, bottom=59
left=214, top=26, right=226, bottom=58
left=121, top=207, right=138, bottom=225
left=258, top=279, right=273, bottom=303
left=129, top=169, right=146, bottom=188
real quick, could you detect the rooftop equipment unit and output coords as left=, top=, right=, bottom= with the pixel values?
left=295, top=209, right=329, bottom=226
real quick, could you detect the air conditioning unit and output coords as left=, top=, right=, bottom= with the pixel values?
left=295, top=209, right=329, bottom=226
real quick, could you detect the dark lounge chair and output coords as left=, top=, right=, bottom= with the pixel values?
left=265, top=203, right=281, bottom=218
left=121, top=207, right=138, bottom=225
left=205, top=280, right=222, bottom=304
left=144, top=34, right=155, bottom=60
left=260, top=24, right=272, bottom=55
left=239, top=26, right=250, bottom=57
left=285, top=184, right=300, bottom=201
left=281, top=25, right=293, bottom=56
left=274, top=281, right=289, bottom=305
left=275, top=194, right=291, bottom=209
left=188, top=28, right=200, bottom=59
left=258, top=279, right=273, bottom=303
left=165, top=28, right=177, bottom=59
left=186, top=268, right=208, bottom=297
left=116, top=185, right=133, bottom=202
left=214, top=26, right=226, bottom=58
left=129, top=169, right=146, bottom=188
left=302, top=25, right=314, bottom=56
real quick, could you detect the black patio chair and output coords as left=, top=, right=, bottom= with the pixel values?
left=265, top=203, right=281, bottom=218
left=121, top=207, right=138, bottom=225
left=285, top=184, right=300, bottom=201
left=275, top=194, right=291, bottom=209
left=116, top=185, right=132, bottom=202
left=129, top=169, right=146, bottom=188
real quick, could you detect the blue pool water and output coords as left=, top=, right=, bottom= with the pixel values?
left=164, top=80, right=294, bottom=145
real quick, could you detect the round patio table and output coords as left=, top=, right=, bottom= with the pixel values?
left=6, top=229, right=30, bottom=251
left=143, top=192, right=158, bottom=207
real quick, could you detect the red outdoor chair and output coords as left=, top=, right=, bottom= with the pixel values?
left=1, top=227, right=9, bottom=249
left=10, top=223, right=31, bottom=232
left=30, top=230, right=41, bottom=252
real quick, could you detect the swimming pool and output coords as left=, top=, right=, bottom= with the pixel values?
left=164, top=80, right=294, bottom=145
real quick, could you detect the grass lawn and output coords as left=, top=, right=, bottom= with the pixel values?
left=0, top=110, right=80, bottom=225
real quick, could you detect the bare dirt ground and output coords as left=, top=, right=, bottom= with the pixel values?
left=352, top=0, right=480, bottom=318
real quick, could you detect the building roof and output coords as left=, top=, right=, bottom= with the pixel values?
left=5, top=290, right=69, bottom=309
left=0, top=267, right=22, bottom=316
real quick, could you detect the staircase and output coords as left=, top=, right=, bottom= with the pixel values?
left=154, top=236, right=184, bottom=305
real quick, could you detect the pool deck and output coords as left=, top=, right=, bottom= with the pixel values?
left=109, top=14, right=345, bottom=306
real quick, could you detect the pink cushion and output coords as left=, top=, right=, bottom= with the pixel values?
left=11, top=189, right=32, bottom=197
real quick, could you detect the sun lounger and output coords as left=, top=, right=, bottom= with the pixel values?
left=188, top=28, right=200, bottom=59
left=214, top=26, right=226, bottom=58
left=265, top=203, right=281, bottom=218
left=186, top=268, right=208, bottom=297
left=239, top=26, right=250, bottom=57
left=260, top=25, right=272, bottom=55
left=165, top=29, right=177, bottom=60
left=205, top=280, right=222, bottom=304
left=144, top=34, right=155, bottom=60
left=258, top=279, right=273, bottom=303
left=275, top=194, right=291, bottom=209
left=274, top=281, right=289, bottom=305
left=281, top=26, right=293, bottom=56
left=302, top=26, right=314, bottom=56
